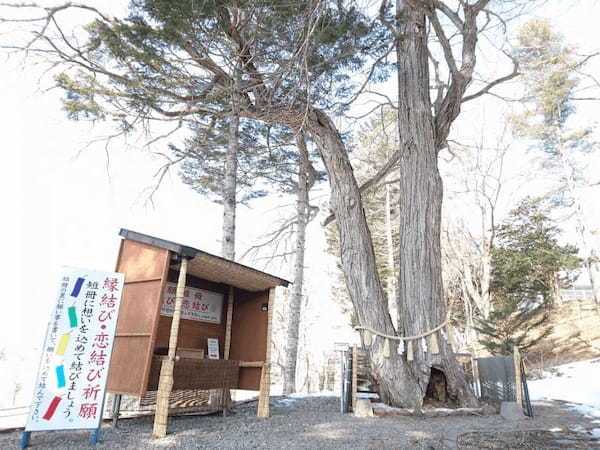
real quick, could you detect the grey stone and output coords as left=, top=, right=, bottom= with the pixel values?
left=354, top=398, right=374, bottom=417
left=500, top=401, right=526, bottom=420
left=481, top=403, right=498, bottom=416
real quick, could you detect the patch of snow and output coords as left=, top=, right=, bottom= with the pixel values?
left=569, top=403, right=600, bottom=419
left=528, top=358, right=600, bottom=420
left=592, top=428, right=600, bottom=438
left=0, top=412, right=27, bottom=431
left=288, top=391, right=337, bottom=399
left=356, top=393, right=379, bottom=399
left=275, top=398, right=297, bottom=406
left=548, top=427, right=562, bottom=432
left=371, top=402, right=412, bottom=412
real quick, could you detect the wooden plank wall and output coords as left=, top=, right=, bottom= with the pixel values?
left=154, top=271, right=229, bottom=354
left=107, top=239, right=170, bottom=396
left=229, top=289, right=270, bottom=390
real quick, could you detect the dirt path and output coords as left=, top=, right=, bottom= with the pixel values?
left=1, top=396, right=598, bottom=449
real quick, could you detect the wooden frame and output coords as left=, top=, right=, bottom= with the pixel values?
left=513, top=347, right=523, bottom=406
left=257, top=287, right=275, bottom=418
left=106, top=230, right=289, bottom=434
left=108, top=239, right=170, bottom=396
left=221, top=286, right=235, bottom=412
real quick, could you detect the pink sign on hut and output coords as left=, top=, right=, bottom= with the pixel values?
left=160, top=282, right=224, bottom=324
left=22, top=267, right=124, bottom=446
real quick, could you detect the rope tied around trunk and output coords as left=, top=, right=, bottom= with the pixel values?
left=354, top=319, right=448, bottom=341
left=353, top=297, right=458, bottom=359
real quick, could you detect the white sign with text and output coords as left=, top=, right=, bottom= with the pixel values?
left=25, top=267, right=124, bottom=432
left=207, top=338, right=220, bottom=359
left=160, top=282, right=224, bottom=324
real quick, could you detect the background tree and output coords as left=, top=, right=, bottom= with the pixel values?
left=179, top=121, right=323, bottom=394
left=512, top=19, right=600, bottom=303
left=477, top=197, right=581, bottom=354
left=282, top=132, right=320, bottom=394
left=440, top=129, right=516, bottom=351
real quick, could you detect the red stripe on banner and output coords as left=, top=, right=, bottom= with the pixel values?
left=42, top=396, right=62, bottom=420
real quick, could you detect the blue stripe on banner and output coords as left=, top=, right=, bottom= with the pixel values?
left=71, top=277, right=85, bottom=297
left=56, top=365, right=66, bottom=388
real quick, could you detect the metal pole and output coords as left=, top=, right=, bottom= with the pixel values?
left=339, top=350, right=345, bottom=413
left=90, top=428, right=100, bottom=445
left=20, top=431, right=31, bottom=448
left=111, top=394, right=122, bottom=427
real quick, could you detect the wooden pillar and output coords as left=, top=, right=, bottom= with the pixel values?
left=470, top=344, right=480, bottom=398
left=222, top=286, right=235, bottom=412
left=351, top=345, right=358, bottom=411
left=153, top=257, right=188, bottom=438
left=257, top=287, right=275, bottom=418
left=513, top=346, right=523, bottom=406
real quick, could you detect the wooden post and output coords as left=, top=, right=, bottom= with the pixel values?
left=222, top=286, right=235, bottom=413
left=471, top=355, right=480, bottom=398
left=513, top=346, right=523, bottom=407
left=351, top=345, right=358, bottom=412
left=470, top=344, right=480, bottom=398
left=153, top=257, right=188, bottom=438
left=257, top=287, right=275, bottom=418
left=224, top=286, right=235, bottom=359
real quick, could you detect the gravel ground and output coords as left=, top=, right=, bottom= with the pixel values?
left=2, top=396, right=597, bottom=449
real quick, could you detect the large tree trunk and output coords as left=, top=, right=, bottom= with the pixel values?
left=393, top=3, right=477, bottom=408
left=305, top=108, right=423, bottom=408
left=283, top=133, right=311, bottom=395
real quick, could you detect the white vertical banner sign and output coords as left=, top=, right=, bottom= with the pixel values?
left=25, top=267, right=124, bottom=433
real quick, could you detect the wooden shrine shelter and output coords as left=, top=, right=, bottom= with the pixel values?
left=106, top=229, right=289, bottom=436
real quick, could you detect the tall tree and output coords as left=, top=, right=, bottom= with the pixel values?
left=223, top=113, right=239, bottom=259
left=477, top=197, right=581, bottom=354
left=512, top=19, right=600, bottom=303
left=373, top=0, right=518, bottom=407
left=1, top=0, right=524, bottom=408
left=283, top=132, right=318, bottom=394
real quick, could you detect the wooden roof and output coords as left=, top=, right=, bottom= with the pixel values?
left=119, top=229, right=290, bottom=292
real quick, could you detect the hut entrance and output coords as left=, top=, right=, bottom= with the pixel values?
left=105, top=229, right=290, bottom=436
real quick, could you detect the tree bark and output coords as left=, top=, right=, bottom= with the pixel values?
left=393, top=2, right=477, bottom=408
left=222, top=110, right=239, bottom=260
left=385, top=182, right=397, bottom=326
left=283, top=132, right=311, bottom=395
left=304, top=108, right=424, bottom=408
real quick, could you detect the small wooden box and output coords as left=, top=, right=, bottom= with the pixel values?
left=177, top=348, right=204, bottom=359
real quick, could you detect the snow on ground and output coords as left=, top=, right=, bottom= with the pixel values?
left=288, top=391, right=337, bottom=399
left=528, top=358, right=600, bottom=435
